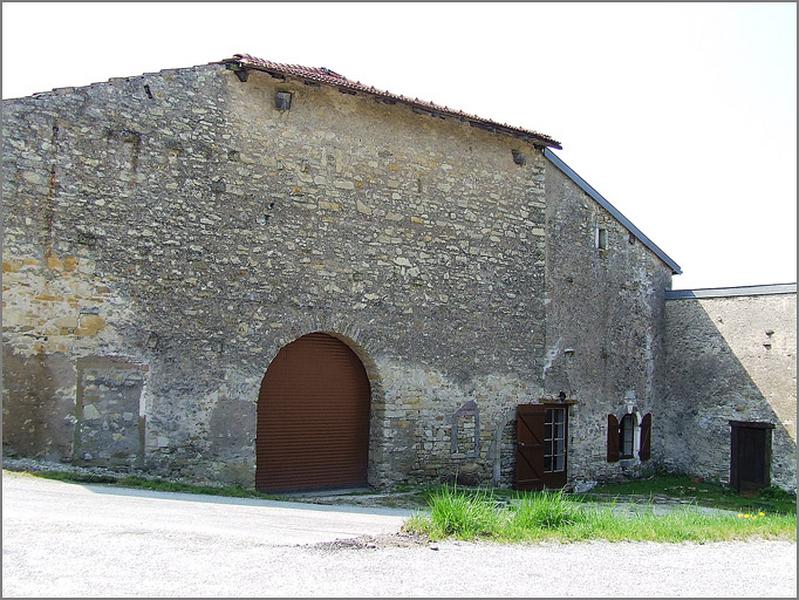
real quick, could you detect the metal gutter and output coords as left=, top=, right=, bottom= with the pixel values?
left=543, top=148, right=682, bottom=275
left=665, top=283, right=797, bottom=300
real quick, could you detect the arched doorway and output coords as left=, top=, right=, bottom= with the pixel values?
left=256, top=332, right=371, bottom=493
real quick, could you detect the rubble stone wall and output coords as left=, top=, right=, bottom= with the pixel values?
left=3, top=63, right=550, bottom=487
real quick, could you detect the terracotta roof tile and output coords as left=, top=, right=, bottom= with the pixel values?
left=224, top=54, right=561, bottom=149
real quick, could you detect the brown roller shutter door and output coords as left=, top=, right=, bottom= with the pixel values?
left=256, top=333, right=371, bottom=493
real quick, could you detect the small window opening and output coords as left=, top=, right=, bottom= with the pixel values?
left=595, top=227, right=608, bottom=250
left=619, top=413, right=636, bottom=458
left=275, top=91, right=293, bottom=111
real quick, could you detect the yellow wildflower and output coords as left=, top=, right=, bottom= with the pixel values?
left=758, top=511, right=766, bottom=517
left=737, top=513, right=745, bottom=519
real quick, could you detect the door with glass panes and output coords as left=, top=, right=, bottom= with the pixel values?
left=514, top=403, right=569, bottom=490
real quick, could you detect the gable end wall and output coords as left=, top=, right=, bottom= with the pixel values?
left=544, top=164, right=673, bottom=484
left=2, top=63, right=550, bottom=487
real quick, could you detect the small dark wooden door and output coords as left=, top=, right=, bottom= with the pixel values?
left=730, top=421, right=773, bottom=492
left=256, top=333, right=371, bottom=493
left=514, top=404, right=568, bottom=490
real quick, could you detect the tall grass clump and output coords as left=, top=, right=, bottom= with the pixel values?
left=510, top=491, right=586, bottom=530
left=426, top=485, right=501, bottom=539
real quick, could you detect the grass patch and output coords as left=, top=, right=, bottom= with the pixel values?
left=15, top=470, right=119, bottom=485
left=509, top=490, right=586, bottom=530
left=589, top=474, right=796, bottom=515
left=403, top=485, right=797, bottom=543
left=427, top=486, right=501, bottom=538
left=6, top=469, right=282, bottom=500
left=113, top=476, right=282, bottom=499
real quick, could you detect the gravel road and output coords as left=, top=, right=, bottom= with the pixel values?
left=3, top=471, right=795, bottom=597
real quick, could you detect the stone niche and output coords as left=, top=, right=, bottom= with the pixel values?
left=451, top=400, right=480, bottom=459
left=74, top=357, right=147, bottom=467
left=448, top=400, right=483, bottom=487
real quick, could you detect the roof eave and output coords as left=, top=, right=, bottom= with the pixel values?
left=666, top=283, right=797, bottom=299
left=221, top=56, right=562, bottom=149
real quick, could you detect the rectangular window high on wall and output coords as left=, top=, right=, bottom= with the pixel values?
left=595, top=226, right=608, bottom=250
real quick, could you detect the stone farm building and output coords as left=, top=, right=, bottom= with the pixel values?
left=2, top=54, right=795, bottom=493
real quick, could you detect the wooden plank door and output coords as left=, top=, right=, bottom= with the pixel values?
left=514, top=404, right=547, bottom=491
left=730, top=421, right=773, bottom=492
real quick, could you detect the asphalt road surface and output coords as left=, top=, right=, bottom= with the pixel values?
left=3, top=471, right=796, bottom=597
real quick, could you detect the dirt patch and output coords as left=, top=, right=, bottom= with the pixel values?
left=307, top=531, right=433, bottom=552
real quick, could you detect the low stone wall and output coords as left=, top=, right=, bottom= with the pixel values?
left=661, top=289, right=796, bottom=492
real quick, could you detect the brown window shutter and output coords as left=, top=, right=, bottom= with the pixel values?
left=607, top=414, right=620, bottom=462
left=639, top=413, right=652, bottom=461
